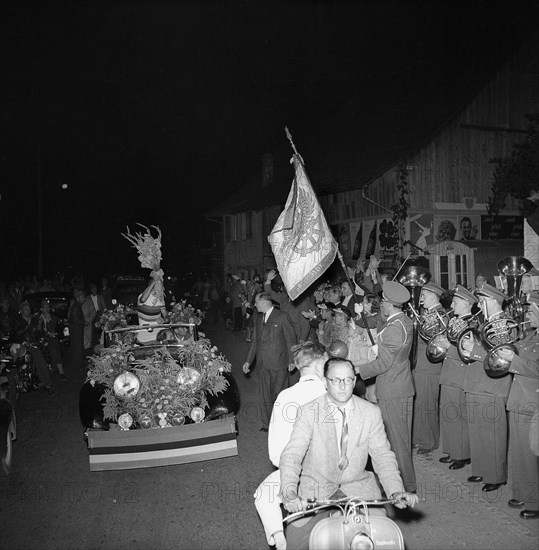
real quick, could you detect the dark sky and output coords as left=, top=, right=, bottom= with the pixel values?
left=0, top=0, right=535, bottom=279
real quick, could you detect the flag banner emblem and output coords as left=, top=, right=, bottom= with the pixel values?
left=268, top=155, right=338, bottom=300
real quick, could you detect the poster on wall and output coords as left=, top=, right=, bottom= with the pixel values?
left=481, top=215, right=524, bottom=240
left=432, top=214, right=482, bottom=243
left=457, top=214, right=481, bottom=240
left=349, top=221, right=362, bottom=261
left=330, top=224, right=351, bottom=256
left=408, top=214, right=434, bottom=255
left=433, top=216, right=459, bottom=242
left=348, top=218, right=399, bottom=266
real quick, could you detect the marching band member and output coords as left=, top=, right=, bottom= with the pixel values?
left=355, top=281, right=417, bottom=493
left=495, top=291, right=539, bottom=519
left=460, top=283, right=512, bottom=492
left=412, top=281, right=446, bottom=454
left=437, top=285, right=476, bottom=469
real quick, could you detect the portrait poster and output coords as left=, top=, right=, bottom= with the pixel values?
left=457, top=214, right=481, bottom=241
left=433, top=216, right=459, bottom=242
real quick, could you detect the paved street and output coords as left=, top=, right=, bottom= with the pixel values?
left=1, top=318, right=537, bottom=550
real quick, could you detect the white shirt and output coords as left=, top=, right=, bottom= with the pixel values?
left=264, top=306, right=274, bottom=324
left=91, top=295, right=99, bottom=310
left=268, top=375, right=326, bottom=467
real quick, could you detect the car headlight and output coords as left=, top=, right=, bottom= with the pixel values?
left=113, top=372, right=141, bottom=398
left=190, top=407, right=205, bottom=423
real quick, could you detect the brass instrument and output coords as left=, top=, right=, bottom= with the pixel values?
left=496, top=256, right=533, bottom=327
left=482, top=256, right=532, bottom=376
left=418, top=308, right=451, bottom=343
left=425, top=311, right=480, bottom=363
left=396, top=264, right=431, bottom=369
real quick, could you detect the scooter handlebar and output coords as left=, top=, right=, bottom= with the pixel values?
left=284, top=496, right=399, bottom=524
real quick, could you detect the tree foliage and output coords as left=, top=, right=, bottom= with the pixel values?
left=488, top=114, right=539, bottom=216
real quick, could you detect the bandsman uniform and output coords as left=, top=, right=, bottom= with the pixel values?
left=412, top=281, right=446, bottom=453
left=463, top=284, right=512, bottom=491
left=506, top=291, right=539, bottom=516
left=356, top=281, right=416, bottom=492
left=438, top=285, right=477, bottom=467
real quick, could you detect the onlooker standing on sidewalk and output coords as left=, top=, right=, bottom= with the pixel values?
left=36, top=299, right=66, bottom=380
left=101, top=277, right=113, bottom=310
left=230, top=274, right=244, bottom=331
left=209, top=280, right=222, bottom=325
left=68, top=289, right=86, bottom=369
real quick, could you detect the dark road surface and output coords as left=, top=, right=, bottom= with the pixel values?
left=1, top=318, right=537, bottom=550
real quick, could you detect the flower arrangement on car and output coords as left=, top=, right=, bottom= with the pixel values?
left=96, top=304, right=136, bottom=331
left=166, top=300, right=204, bottom=326
left=86, top=337, right=231, bottom=430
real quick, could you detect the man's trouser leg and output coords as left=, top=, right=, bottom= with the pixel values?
left=378, top=396, right=416, bottom=492
left=440, top=385, right=470, bottom=460
left=254, top=470, right=284, bottom=545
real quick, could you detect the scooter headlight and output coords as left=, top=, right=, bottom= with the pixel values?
left=350, top=532, right=374, bottom=550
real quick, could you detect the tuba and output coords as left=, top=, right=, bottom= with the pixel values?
left=496, top=256, right=533, bottom=326
left=396, top=264, right=431, bottom=369
left=482, top=256, right=532, bottom=377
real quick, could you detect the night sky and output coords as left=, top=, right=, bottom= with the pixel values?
left=1, top=0, right=535, bottom=281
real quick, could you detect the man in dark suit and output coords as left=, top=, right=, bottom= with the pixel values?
left=242, top=291, right=297, bottom=431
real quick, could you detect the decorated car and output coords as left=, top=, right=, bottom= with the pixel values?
left=79, top=224, right=240, bottom=471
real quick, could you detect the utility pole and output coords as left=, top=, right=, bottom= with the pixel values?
left=37, top=145, right=43, bottom=279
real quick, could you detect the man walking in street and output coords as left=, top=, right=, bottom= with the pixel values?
left=242, top=292, right=297, bottom=432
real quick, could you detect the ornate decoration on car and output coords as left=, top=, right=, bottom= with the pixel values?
left=113, top=371, right=141, bottom=398
left=86, top=339, right=231, bottom=429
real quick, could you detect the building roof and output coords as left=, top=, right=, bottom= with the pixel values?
left=205, top=39, right=521, bottom=218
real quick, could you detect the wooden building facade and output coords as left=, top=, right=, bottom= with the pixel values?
left=205, top=34, right=539, bottom=289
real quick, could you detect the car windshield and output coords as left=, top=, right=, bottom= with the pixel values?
left=105, top=322, right=198, bottom=348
